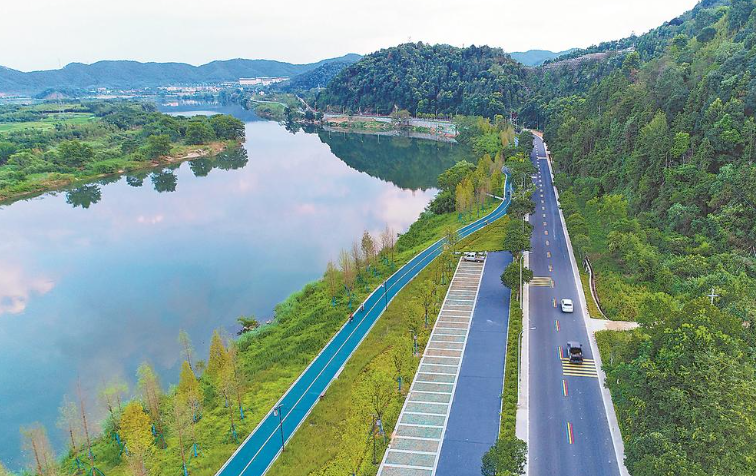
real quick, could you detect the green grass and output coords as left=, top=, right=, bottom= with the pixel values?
left=459, top=214, right=508, bottom=252
left=266, top=256, right=448, bottom=476
left=267, top=211, right=509, bottom=476
left=0, top=113, right=95, bottom=134
left=499, top=297, right=522, bottom=438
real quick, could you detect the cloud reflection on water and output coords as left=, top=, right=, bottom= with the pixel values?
left=0, top=119, right=461, bottom=467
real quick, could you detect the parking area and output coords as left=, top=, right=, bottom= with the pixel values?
left=377, top=258, right=487, bottom=476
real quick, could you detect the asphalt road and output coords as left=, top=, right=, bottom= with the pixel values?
left=436, top=251, right=513, bottom=476
left=527, top=135, right=621, bottom=475
left=216, top=180, right=513, bottom=476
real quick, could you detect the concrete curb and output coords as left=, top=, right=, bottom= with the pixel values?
left=516, top=250, right=530, bottom=475
left=543, top=146, right=629, bottom=476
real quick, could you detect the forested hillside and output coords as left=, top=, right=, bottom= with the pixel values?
left=540, top=1, right=756, bottom=474
left=317, top=43, right=527, bottom=116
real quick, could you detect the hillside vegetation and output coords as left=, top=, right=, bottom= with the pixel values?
left=542, top=1, right=756, bottom=473
left=317, top=43, right=527, bottom=117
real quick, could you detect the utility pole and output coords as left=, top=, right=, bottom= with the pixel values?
left=273, top=405, right=285, bottom=451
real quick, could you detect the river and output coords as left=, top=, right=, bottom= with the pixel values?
left=0, top=106, right=470, bottom=468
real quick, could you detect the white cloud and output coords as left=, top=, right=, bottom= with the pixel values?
left=1, top=0, right=699, bottom=71
left=0, top=265, right=55, bottom=315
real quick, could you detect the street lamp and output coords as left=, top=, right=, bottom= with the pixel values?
left=273, top=405, right=285, bottom=451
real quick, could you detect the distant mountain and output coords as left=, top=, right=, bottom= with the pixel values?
left=279, top=61, right=355, bottom=92
left=508, top=49, right=575, bottom=66
left=0, top=54, right=362, bottom=94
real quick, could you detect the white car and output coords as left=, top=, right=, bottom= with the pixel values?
left=462, top=252, right=478, bottom=262
left=560, top=299, right=574, bottom=313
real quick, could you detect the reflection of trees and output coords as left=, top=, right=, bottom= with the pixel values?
left=317, top=131, right=470, bottom=190
left=189, top=158, right=213, bottom=177
left=65, top=185, right=102, bottom=209
left=126, top=170, right=150, bottom=187
left=214, top=147, right=249, bottom=171
left=97, top=175, right=121, bottom=186
left=151, top=170, right=178, bottom=193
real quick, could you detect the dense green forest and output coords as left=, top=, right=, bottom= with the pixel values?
left=317, top=43, right=527, bottom=117
left=542, top=1, right=756, bottom=474
left=0, top=101, right=245, bottom=201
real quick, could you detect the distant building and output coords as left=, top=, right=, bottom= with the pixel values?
left=239, top=77, right=288, bottom=87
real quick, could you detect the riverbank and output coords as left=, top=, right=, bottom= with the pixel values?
left=0, top=101, right=246, bottom=205
left=0, top=140, right=235, bottom=204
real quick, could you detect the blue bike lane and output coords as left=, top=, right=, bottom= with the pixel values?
left=217, top=180, right=513, bottom=476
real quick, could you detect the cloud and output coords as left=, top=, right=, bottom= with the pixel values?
left=0, top=265, right=55, bottom=315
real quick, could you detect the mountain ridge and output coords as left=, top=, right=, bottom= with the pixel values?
left=0, top=53, right=362, bottom=94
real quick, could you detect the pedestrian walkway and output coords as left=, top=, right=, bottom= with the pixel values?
left=377, top=258, right=486, bottom=476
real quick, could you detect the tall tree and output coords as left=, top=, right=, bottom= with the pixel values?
left=136, top=363, right=163, bottom=436
left=325, top=260, right=339, bottom=304
left=361, top=231, right=377, bottom=269
left=351, top=241, right=364, bottom=276
left=120, top=402, right=152, bottom=476
left=178, top=330, right=195, bottom=372
left=56, top=396, right=82, bottom=461
left=177, top=361, right=201, bottom=457
left=20, top=424, right=57, bottom=476
left=339, top=249, right=356, bottom=298
left=98, top=377, right=128, bottom=427
left=76, top=380, right=97, bottom=474
left=417, top=281, right=436, bottom=328
left=205, top=330, right=229, bottom=384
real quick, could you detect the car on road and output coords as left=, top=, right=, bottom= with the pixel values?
left=566, top=341, right=583, bottom=363
left=463, top=252, right=485, bottom=262
left=560, top=298, right=574, bottom=313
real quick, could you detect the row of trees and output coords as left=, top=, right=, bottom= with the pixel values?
left=325, top=226, right=397, bottom=306
left=11, top=326, right=248, bottom=476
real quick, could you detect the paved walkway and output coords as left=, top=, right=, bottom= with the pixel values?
left=436, top=252, right=512, bottom=476
left=377, top=258, right=487, bottom=476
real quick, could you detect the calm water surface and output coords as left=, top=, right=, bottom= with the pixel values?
left=0, top=111, right=468, bottom=467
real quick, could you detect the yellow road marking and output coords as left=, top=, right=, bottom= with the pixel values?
left=547, top=251, right=551, bottom=258
left=552, top=298, right=557, bottom=307
left=549, top=264, right=553, bottom=272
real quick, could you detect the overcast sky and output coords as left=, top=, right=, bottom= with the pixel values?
left=3, top=0, right=700, bottom=72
